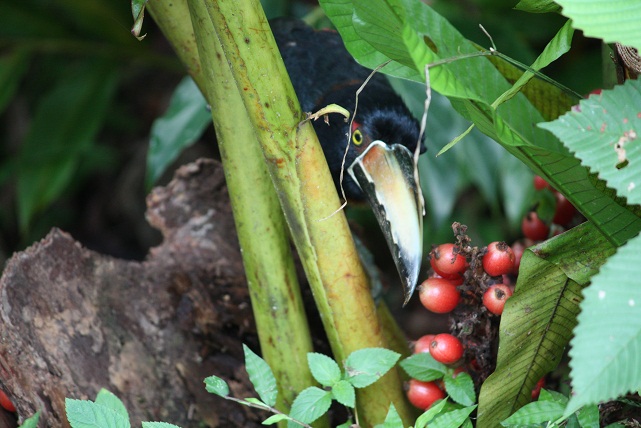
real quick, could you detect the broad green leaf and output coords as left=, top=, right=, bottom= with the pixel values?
left=307, top=352, right=342, bottom=387
left=576, top=404, right=599, bottom=428
left=262, top=414, right=290, bottom=425
left=501, top=400, right=565, bottom=426
left=477, top=222, right=616, bottom=427
left=399, top=352, right=447, bottom=381
left=514, top=0, right=562, bottom=13
left=18, top=411, right=40, bottom=428
left=443, top=372, right=476, bottom=406
left=331, top=379, right=355, bottom=408
left=16, top=61, right=119, bottom=233
left=141, top=423, right=182, bottom=428
left=540, top=81, right=641, bottom=206
left=203, top=375, right=230, bottom=397
left=95, top=389, right=128, bottom=419
left=414, top=398, right=448, bottom=428
left=429, top=405, right=476, bottom=428
left=539, top=388, right=568, bottom=405
left=243, top=344, right=278, bottom=407
left=146, top=76, right=211, bottom=188
left=374, top=404, right=403, bottom=428
left=65, top=399, right=130, bottom=428
left=565, top=232, right=641, bottom=415
left=324, top=0, right=641, bottom=246
left=287, top=387, right=332, bottom=427
left=344, top=348, right=400, bottom=388
left=555, top=0, right=641, bottom=50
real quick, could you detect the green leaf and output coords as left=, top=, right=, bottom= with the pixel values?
left=131, top=0, right=148, bottom=39
left=65, top=398, right=130, bottom=428
left=307, top=352, right=342, bottom=387
left=146, top=76, right=211, bottom=188
left=244, top=398, right=269, bottom=407
left=477, top=222, right=616, bottom=427
left=16, top=61, right=119, bottom=233
left=374, top=404, right=403, bottom=428
left=492, top=19, right=574, bottom=108
left=262, top=414, right=290, bottom=425
left=443, top=372, right=476, bottom=406
left=429, top=405, right=477, bottom=428
left=141, top=423, right=182, bottom=428
left=243, top=344, right=278, bottom=407
left=514, top=0, right=562, bottom=14
left=94, top=389, right=128, bottom=419
left=539, top=81, right=641, bottom=206
left=576, top=404, right=599, bottom=428
left=344, top=347, right=400, bottom=388
left=539, top=388, right=568, bottom=405
left=554, top=0, right=641, bottom=50
left=204, top=375, right=230, bottom=397
left=331, top=379, right=356, bottom=408
left=414, top=398, right=448, bottom=428
left=566, top=232, right=641, bottom=415
left=287, top=387, right=332, bottom=427
left=17, top=411, right=40, bottom=428
left=399, top=352, right=447, bottom=382
left=501, top=400, right=565, bottom=426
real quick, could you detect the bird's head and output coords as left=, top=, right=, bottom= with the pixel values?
left=311, top=81, right=426, bottom=305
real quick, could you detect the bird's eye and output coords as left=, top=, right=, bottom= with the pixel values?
left=352, top=129, right=364, bottom=146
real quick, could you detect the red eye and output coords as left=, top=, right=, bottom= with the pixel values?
left=351, top=121, right=361, bottom=133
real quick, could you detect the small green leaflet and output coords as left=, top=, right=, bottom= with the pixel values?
left=65, top=398, right=131, bottom=428
left=307, top=352, right=342, bottom=387
left=344, top=348, right=400, bottom=388
left=17, top=411, right=40, bottom=428
left=374, top=404, right=403, bottom=428
left=244, top=344, right=278, bottom=407
left=331, top=379, right=355, bottom=408
left=443, top=372, right=476, bottom=406
left=204, top=375, right=230, bottom=397
left=95, top=389, right=129, bottom=419
left=399, top=352, right=447, bottom=381
left=287, top=387, right=332, bottom=428
left=141, top=423, right=182, bottom=428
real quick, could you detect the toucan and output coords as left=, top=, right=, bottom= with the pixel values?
left=272, top=18, right=426, bottom=305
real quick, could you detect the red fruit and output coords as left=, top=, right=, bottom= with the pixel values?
left=532, top=377, right=546, bottom=400
left=430, top=333, right=464, bottom=364
left=552, top=192, right=576, bottom=227
left=429, top=243, right=467, bottom=280
left=0, top=389, right=16, bottom=413
left=521, top=211, right=549, bottom=241
left=406, top=379, right=445, bottom=410
left=418, top=278, right=461, bottom=313
left=413, top=334, right=435, bottom=354
left=482, top=241, right=515, bottom=277
left=533, top=175, right=550, bottom=191
left=483, top=284, right=513, bottom=315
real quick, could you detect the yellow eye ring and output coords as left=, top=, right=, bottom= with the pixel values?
left=352, top=129, right=364, bottom=146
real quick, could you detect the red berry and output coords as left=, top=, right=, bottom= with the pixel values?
left=521, top=211, right=549, bottom=241
left=430, top=333, right=464, bottom=364
left=418, top=278, right=460, bottom=313
left=429, top=243, right=467, bottom=280
left=482, top=241, right=515, bottom=277
left=532, top=377, right=546, bottom=400
left=533, top=175, right=550, bottom=191
left=0, top=389, right=16, bottom=413
left=483, top=284, right=513, bottom=315
left=552, top=192, right=576, bottom=226
left=406, top=379, right=445, bottom=410
left=413, top=334, right=435, bottom=354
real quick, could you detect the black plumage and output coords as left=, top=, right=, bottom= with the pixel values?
left=271, top=18, right=424, bottom=200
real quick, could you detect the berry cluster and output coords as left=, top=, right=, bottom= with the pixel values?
left=406, top=226, right=522, bottom=410
left=521, top=176, right=578, bottom=242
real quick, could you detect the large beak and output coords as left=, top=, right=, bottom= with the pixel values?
left=348, top=141, right=424, bottom=306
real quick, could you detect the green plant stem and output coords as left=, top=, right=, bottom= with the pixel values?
left=188, top=1, right=319, bottom=416
left=149, top=0, right=320, bottom=419
left=202, top=0, right=414, bottom=425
